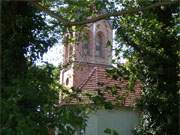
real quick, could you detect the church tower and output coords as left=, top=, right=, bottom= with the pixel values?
left=60, top=20, right=112, bottom=89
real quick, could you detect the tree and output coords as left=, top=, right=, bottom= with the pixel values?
left=112, top=1, right=179, bottom=134
left=30, top=0, right=177, bottom=26
left=1, top=1, right=88, bottom=135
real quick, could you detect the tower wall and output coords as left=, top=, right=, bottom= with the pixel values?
left=74, top=20, right=112, bottom=65
left=60, top=20, right=113, bottom=89
left=73, top=62, right=111, bottom=88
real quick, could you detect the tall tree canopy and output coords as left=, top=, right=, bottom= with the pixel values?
left=1, top=0, right=179, bottom=135
left=1, top=1, right=88, bottom=135
left=113, top=1, right=179, bottom=134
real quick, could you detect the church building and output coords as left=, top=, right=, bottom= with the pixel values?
left=60, top=20, right=141, bottom=135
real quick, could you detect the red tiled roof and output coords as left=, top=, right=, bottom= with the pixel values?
left=78, top=66, right=141, bottom=107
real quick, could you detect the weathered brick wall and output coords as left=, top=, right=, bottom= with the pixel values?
left=73, top=62, right=110, bottom=88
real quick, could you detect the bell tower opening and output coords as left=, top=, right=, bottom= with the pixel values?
left=82, top=31, right=91, bottom=56
left=95, top=31, right=104, bottom=57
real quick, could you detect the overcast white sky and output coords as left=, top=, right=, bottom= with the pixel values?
left=36, top=41, right=63, bottom=67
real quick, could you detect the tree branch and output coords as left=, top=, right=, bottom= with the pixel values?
left=30, top=1, right=178, bottom=26
left=30, top=1, right=68, bottom=24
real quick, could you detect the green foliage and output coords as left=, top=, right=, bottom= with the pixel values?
left=2, top=65, right=59, bottom=135
left=112, top=1, right=179, bottom=134
left=104, top=128, right=119, bottom=135
left=1, top=1, right=88, bottom=135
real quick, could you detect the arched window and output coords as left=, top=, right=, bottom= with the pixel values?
left=66, top=78, right=69, bottom=85
left=82, top=32, right=90, bottom=55
left=95, top=32, right=104, bottom=57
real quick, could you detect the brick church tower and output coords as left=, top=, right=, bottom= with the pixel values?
left=60, top=19, right=141, bottom=107
left=60, top=20, right=113, bottom=89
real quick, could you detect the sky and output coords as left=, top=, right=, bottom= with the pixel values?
left=36, top=41, right=64, bottom=67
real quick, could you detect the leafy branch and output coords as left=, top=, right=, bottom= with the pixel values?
left=30, top=0, right=178, bottom=26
